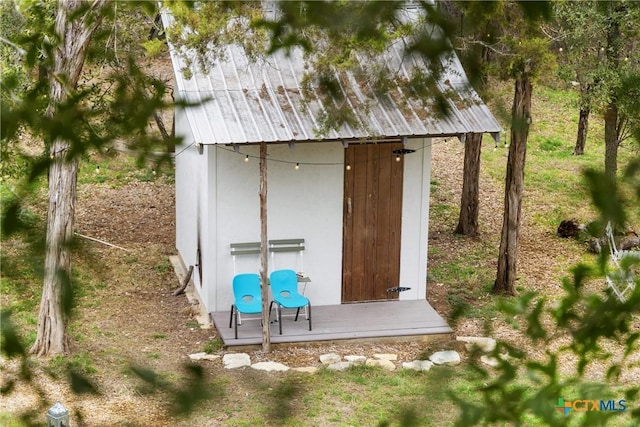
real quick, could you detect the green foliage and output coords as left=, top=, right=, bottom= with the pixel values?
left=506, top=36, right=557, bottom=81
left=0, top=310, right=27, bottom=359
left=453, top=157, right=640, bottom=425
left=0, top=413, right=26, bottom=427
left=0, top=1, right=27, bottom=93
left=453, top=0, right=556, bottom=91
left=167, top=1, right=268, bottom=72
left=2, top=1, right=639, bottom=425
left=170, top=1, right=459, bottom=135
left=552, top=0, right=640, bottom=143
left=141, top=38, right=166, bottom=59
left=1, top=0, right=181, bottom=242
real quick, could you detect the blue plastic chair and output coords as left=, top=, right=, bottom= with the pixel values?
left=229, top=273, right=262, bottom=339
left=269, top=269, right=312, bottom=335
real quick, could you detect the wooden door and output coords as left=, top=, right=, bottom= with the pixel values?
left=342, top=142, right=403, bottom=302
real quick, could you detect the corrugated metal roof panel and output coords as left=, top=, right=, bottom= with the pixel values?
left=162, top=11, right=502, bottom=145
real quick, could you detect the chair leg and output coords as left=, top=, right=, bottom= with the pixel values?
left=307, top=303, right=312, bottom=331
left=278, top=304, right=283, bottom=335
left=269, top=301, right=275, bottom=323
left=229, top=305, right=234, bottom=328
left=234, top=308, right=239, bottom=339
left=294, top=307, right=301, bottom=321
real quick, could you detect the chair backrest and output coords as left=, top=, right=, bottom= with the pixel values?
left=232, top=273, right=261, bottom=302
left=230, top=242, right=261, bottom=275
left=269, top=269, right=299, bottom=296
left=269, top=239, right=305, bottom=273
left=605, top=221, right=618, bottom=259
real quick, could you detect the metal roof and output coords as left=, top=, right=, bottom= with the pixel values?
left=162, top=12, right=502, bottom=145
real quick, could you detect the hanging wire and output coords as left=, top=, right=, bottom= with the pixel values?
left=173, top=141, right=197, bottom=157
left=211, top=138, right=455, bottom=167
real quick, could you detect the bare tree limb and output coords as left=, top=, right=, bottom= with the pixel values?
left=75, top=232, right=130, bottom=251
left=458, top=39, right=514, bottom=56
left=173, top=265, right=194, bottom=296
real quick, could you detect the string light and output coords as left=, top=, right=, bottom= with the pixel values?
left=213, top=139, right=445, bottom=168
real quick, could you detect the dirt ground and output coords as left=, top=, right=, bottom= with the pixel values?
left=2, top=140, right=638, bottom=426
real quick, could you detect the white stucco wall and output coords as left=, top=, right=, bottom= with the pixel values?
left=174, top=108, right=197, bottom=278
left=174, top=109, right=213, bottom=309
left=175, top=135, right=433, bottom=313
left=399, top=138, right=431, bottom=301
left=213, top=142, right=345, bottom=312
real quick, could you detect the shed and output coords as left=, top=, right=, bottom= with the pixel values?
left=163, top=8, right=502, bottom=345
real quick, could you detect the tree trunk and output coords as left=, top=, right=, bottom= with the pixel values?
left=603, top=2, right=622, bottom=178
left=32, top=153, right=79, bottom=356
left=573, top=105, right=590, bottom=155
left=493, top=76, right=532, bottom=296
left=31, top=0, right=107, bottom=357
left=455, top=133, right=483, bottom=236
left=604, top=102, right=619, bottom=178
left=153, top=112, right=170, bottom=140
left=259, top=142, right=271, bottom=352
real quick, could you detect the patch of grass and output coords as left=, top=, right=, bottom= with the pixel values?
left=134, top=169, right=159, bottom=182
left=265, top=376, right=305, bottom=424
left=78, top=153, right=173, bottom=186
left=429, top=203, right=458, bottom=225
left=537, top=136, right=566, bottom=152
left=447, top=281, right=496, bottom=320
left=0, top=413, right=28, bottom=427
left=227, top=364, right=464, bottom=426
left=0, top=248, right=43, bottom=313
left=151, top=333, right=167, bottom=339
left=429, top=242, right=499, bottom=321
left=153, top=260, right=172, bottom=274
left=47, top=351, right=97, bottom=378
left=202, top=338, right=224, bottom=353
left=226, top=416, right=267, bottom=427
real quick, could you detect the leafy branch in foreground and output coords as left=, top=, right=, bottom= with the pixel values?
left=453, top=160, right=640, bottom=426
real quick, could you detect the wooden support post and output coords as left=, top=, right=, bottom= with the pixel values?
left=259, top=141, right=271, bottom=352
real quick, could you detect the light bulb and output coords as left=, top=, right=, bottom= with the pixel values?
left=244, top=155, right=249, bottom=162
left=395, top=155, right=401, bottom=162
left=295, top=163, right=300, bottom=170
left=346, top=164, right=351, bottom=171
